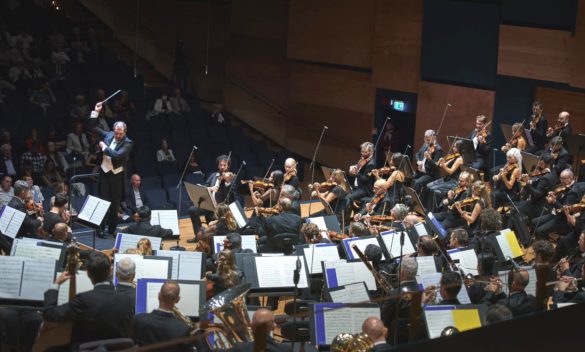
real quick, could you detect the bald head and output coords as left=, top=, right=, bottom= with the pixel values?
left=251, top=308, right=276, bottom=332
left=361, top=317, right=387, bottom=343
left=52, top=222, right=69, bottom=241
left=158, top=280, right=180, bottom=308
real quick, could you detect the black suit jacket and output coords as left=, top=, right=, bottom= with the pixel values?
left=553, top=182, right=585, bottom=210
left=0, top=156, right=20, bottom=177
left=133, top=310, right=192, bottom=351
left=263, top=211, right=302, bottom=238
left=127, top=220, right=174, bottom=239
left=371, top=342, right=393, bottom=352
left=548, top=147, right=570, bottom=175
left=354, top=158, right=376, bottom=196
left=415, top=144, right=444, bottom=178
left=8, top=196, right=41, bottom=237
left=43, top=284, right=134, bottom=348
left=481, top=290, right=537, bottom=317
left=523, top=171, right=558, bottom=204
left=468, top=130, right=494, bottom=159
left=115, top=283, right=136, bottom=311
left=205, top=171, right=235, bottom=204
left=231, top=336, right=292, bottom=352
left=91, top=124, right=134, bottom=171
left=124, top=186, right=150, bottom=214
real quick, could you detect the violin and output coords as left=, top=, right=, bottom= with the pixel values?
left=448, top=196, right=479, bottom=210
left=552, top=185, right=570, bottom=196
left=368, top=166, right=396, bottom=177
left=327, top=231, right=351, bottom=242
left=557, top=202, right=585, bottom=214
left=453, top=186, right=466, bottom=196
left=244, top=206, right=281, bottom=216
left=369, top=214, right=394, bottom=223
left=493, top=163, right=517, bottom=182
left=476, top=120, right=492, bottom=143
left=241, top=179, right=274, bottom=191
left=441, top=153, right=461, bottom=163
left=530, top=112, right=541, bottom=130
left=309, top=182, right=337, bottom=192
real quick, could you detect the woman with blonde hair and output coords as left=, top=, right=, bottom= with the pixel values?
left=206, top=249, right=241, bottom=294
left=310, top=169, right=349, bottom=222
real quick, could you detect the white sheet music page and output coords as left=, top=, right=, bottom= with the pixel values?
left=114, top=254, right=170, bottom=284
left=11, top=238, right=63, bottom=261
left=416, top=256, right=439, bottom=275
left=20, top=257, right=56, bottom=300
left=156, top=250, right=204, bottom=280
left=0, top=205, right=26, bottom=239
left=57, top=270, right=93, bottom=305
left=329, top=282, right=370, bottom=303
left=145, top=281, right=201, bottom=317
left=324, top=260, right=377, bottom=291
left=303, top=244, right=340, bottom=274
left=380, top=231, right=416, bottom=258
left=213, top=235, right=257, bottom=253
left=255, top=256, right=308, bottom=288
left=346, top=237, right=386, bottom=260
left=424, top=307, right=455, bottom=339
left=322, top=306, right=380, bottom=344
left=414, top=222, right=428, bottom=237
left=448, top=249, right=479, bottom=276
left=115, top=233, right=163, bottom=254
left=150, top=210, right=180, bottom=236
left=77, top=195, right=111, bottom=225
left=228, top=202, right=247, bottom=228
left=0, top=257, right=24, bottom=298
left=496, top=233, right=514, bottom=259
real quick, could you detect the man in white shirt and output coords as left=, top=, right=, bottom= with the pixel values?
left=0, top=175, right=13, bottom=207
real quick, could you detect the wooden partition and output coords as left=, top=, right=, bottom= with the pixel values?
left=534, top=87, right=585, bottom=133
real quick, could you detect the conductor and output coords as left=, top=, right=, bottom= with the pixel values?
left=90, top=102, right=134, bottom=237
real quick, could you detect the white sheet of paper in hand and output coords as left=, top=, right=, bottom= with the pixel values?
left=150, top=210, right=180, bottom=236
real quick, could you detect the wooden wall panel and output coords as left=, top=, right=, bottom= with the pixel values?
left=570, top=0, right=585, bottom=89
left=230, top=0, right=289, bottom=40
left=497, top=25, right=572, bottom=84
left=287, top=0, right=375, bottom=68
left=372, top=0, right=422, bottom=93
left=289, top=63, right=374, bottom=114
left=534, top=87, right=585, bottom=134
left=415, top=82, right=495, bottom=152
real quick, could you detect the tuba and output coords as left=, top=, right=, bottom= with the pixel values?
left=331, top=332, right=374, bottom=352
left=200, top=283, right=254, bottom=349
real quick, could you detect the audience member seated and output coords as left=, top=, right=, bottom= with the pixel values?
left=0, top=175, right=13, bottom=207
left=157, top=138, right=176, bottom=162
left=28, top=80, right=55, bottom=114
left=41, top=158, right=63, bottom=188
left=69, top=94, right=90, bottom=121
left=169, top=88, right=191, bottom=115
left=113, top=90, right=135, bottom=120
left=66, top=121, right=90, bottom=165
left=149, top=91, right=172, bottom=118
left=123, top=173, right=150, bottom=215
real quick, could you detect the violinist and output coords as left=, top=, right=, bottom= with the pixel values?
left=347, top=142, right=376, bottom=208
left=258, top=197, right=302, bottom=240
left=501, top=123, right=527, bottom=153
left=413, top=129, right=444, bottom=193
left=284, top=158, right=300, bottom=188
left=451, top=181, right=491, bottom=232
left=534, top=169, right=584, bottom=240
left=354, top=180, right=391, bottom=223
left=424, top=139, right=465, bottom=212
left=492, top=148, right=522, bottom=206
left=188, top=154, right=235, bottom=239
left=249, top=170, right=283, bottom=208
left=371, top=153, right=405, bottom=207
left=516, top=153, right=558, bottom=219
left=468, top=115, right=494, bottom=173
left=42, top=193, right=71, bottom=236
left=546, top=111, right=572, bottom=147
left=300, top=222, right=330, bottom=244
left=543, top=136, right=570, bottom=175
left=310, top=169, right=349, bottom=222
left=8, top=180, right=43, bottom=240
left=526, top=101, right=548, bottom=154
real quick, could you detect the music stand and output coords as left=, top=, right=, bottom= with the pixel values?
left=403, top=186, right=426, bottom=216
left=460, top=165, right=481, bottom=183
left=400, top=155, right=415, bottom=179
left=184, top=182, right=216, bottom=212
left=447, top=137, right=476, bottom=164
left=500, top=124, right=513, bottom=142
left=321, top=166, right=334, bottom=181
left=520, top=151, right=539, bottom=173
left=565, top=134, right=585, bottom=177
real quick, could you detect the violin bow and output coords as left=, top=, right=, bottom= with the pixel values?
left=262, top=158, right=275, bottom=180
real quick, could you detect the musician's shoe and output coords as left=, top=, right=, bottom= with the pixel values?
left=186, top=238, right=197, bottom=243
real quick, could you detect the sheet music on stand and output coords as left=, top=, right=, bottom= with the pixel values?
left=11, top=238, right=66, bottom=268
left=424, top=304, right=486, bottom=339
left=77, top=195, right=111, bottom=226
left=184, top=182, right=216, bottom=212
left=155, top=250, right=205, bottom=280
left=57, top=270, right=93, bottom=305
left=379, top=230, right=416, bottom=259
left=150, top=210, right=180, bottom=237
left=446, top=136, right=476, bottom=164
left=416, top=256, right=439, bottom=275
left=298, top=243, right=340, bottom=275
left=229, top=201, right=248, bottom=228
left=136, top=278, right=205, bottom=317
left=341, top=236, right=386, bottom=261
left=403, top=186, right=426, bottom=216
left=212, top=235, right=257, bottom=254
left=0, top=205, right=26, bottom=239
left=0, top=256, right=56, bottom=301
left=322, top=260, right=377, bottom=291
left=321, top=166, right=334, bottom=182
left=310, top=303, right=380, bottom=346
left=327, top=282, right=370, bottom=303
left=500, top=124, right=513, bottom=142
left=253, top=256, right=308, bottom=289
left=497, top=265, right=537, bottom=296
left=520, top=151, right=539, bottom=173
left=495, top=228, right=523, bottom=260
left=113, top=254, right=172, bottom=286
left=306, top=215, right=342, bottom=240
left=447, top=248, right=479, bottom=276
left=416, top=272, right=471, bottom=304
left=114, top=233, right=163, bottom=254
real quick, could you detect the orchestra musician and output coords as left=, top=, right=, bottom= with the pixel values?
left=516, top=153, right=558, bottom=219
left=526, top=101, right=548, bottom=154
left=353, top=180, right=392, bottom=223
left=492, top=148, right=522, bottom=207
left=283, top=158, right=300, bottom=188
left=501, top=123, right=527, bottom=153
left=468, top=115, right=494, bottom=175
left=188, top=154, right=235, bottom=240
left=347, top=142, right=376, bottom=209
left=546, top=111, right=572, bottom=147
left=432, top=171, right=471, bottom=223
left=371, top=153, right=405, bottom=207
left=413, top=129, right=444, bottom=193
left=310, top=169, right=350, bottom=223
left=300, top=222, right=331, bottom=244
left=424, top=139, right=465, bottom=212
left=533, top=169, right=585, bottom=240
left=543, top=136, right=570, bottom=175
left=249, top=170, right=283, bottom=208
left=9, top=180, right=43, bottom=239
left=450, top=180, right=491, bottom=232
